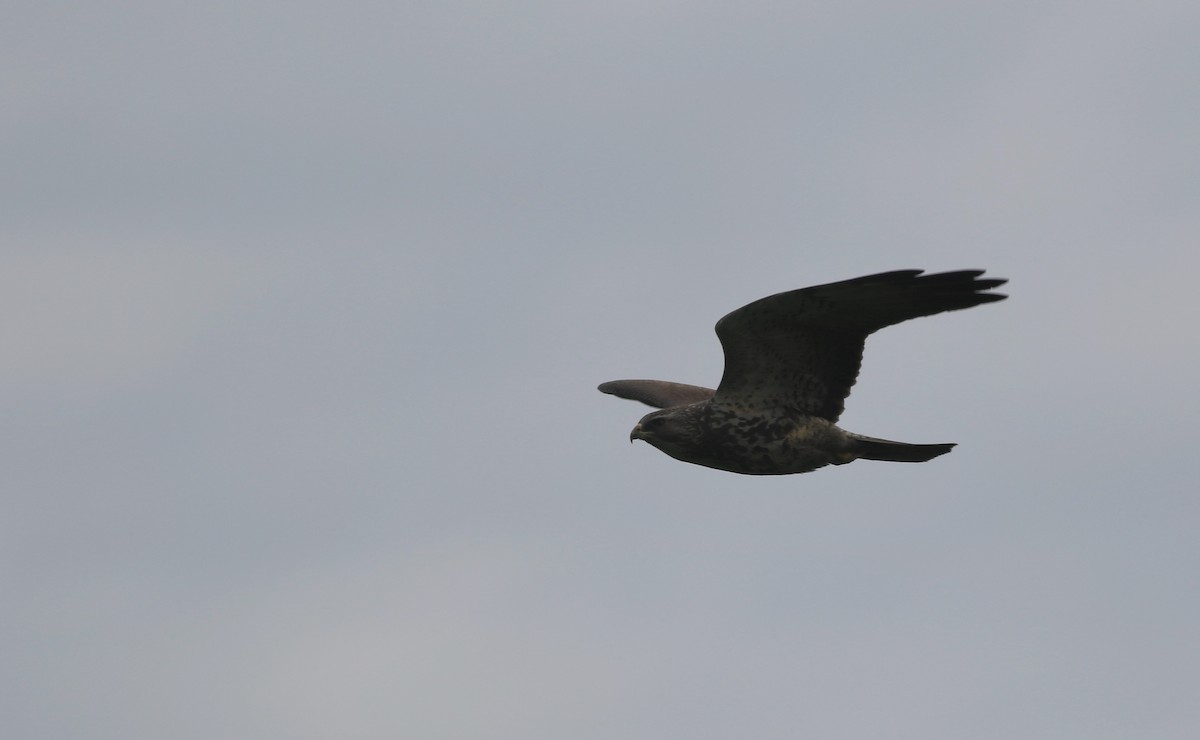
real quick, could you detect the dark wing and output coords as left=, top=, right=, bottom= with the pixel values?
left=713, top=269, right=1006, bottom=421
left=598, top=379, right=716, bottom=409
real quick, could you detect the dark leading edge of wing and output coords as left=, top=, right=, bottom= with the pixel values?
left=712, top=270, right=1007, bottom=422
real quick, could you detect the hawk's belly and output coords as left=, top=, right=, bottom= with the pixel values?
left=687, top=408, right=854, bottom=475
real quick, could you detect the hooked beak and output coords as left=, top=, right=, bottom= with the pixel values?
left=629, top=423, right=645, bottom=442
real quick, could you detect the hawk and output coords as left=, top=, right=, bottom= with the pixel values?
left=599, top=269, right=1006, bottom=475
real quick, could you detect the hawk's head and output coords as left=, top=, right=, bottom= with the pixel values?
left=630, top=406, right=704, bottom=460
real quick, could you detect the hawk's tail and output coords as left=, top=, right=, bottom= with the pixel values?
left=849, top=434, right=955, bottom=463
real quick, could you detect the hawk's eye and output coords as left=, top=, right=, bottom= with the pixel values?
left=647, top=417, right=667, bottom=428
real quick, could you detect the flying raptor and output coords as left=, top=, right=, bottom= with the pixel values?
left=599, top=269, right=1006, bottom=475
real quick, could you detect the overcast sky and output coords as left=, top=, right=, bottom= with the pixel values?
left=3, top=1, right=1199, bottom=738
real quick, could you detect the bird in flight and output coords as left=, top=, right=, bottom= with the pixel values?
left=599, top=269, right=1006, bottom=475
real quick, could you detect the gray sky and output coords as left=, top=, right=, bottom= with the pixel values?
left=4, top=1, right=1199, bottom=738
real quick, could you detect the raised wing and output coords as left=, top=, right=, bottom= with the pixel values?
left=598, top=379, right=716, bottom=409
left=713, top=269, right=1006, bottom=421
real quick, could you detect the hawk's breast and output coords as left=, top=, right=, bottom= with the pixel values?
left=696, top=404, right=849, bottom=475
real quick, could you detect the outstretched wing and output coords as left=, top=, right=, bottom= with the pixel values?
left=598, top=379, right=716, bottom=409
left=713, top=269, right=1006, bottom=421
